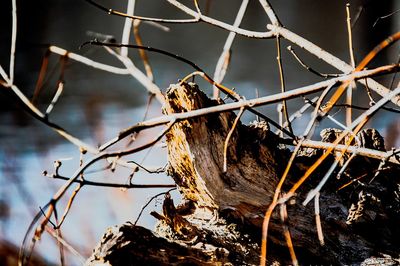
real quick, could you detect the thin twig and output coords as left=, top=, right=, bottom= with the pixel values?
left=314, top=192, right=324, bottom=246
left=57, top=183, right=83, bottom=228
left=260, top=141, right=304, bottom=266
left=53, top=210, right=65, bottom=266
left=280, top=202, right=298, bottom=266
left=23, top=122, right=176, bottom=256
left=9, top=0, right=17, bottom=85
left=287, top=46, right=341, bottom=78
left=351, top=6, right=364, bottom=28
left=389, top=52, right=400, bottom=90
left=275, top=96, right=317, bottom=135
left=33, top=49, right=51, bottom=103
left=86, top=41, right=239, bottom=99
left=127, top=93, right=155, bottom=147
left=303, top=84, right=337, bottom=138
left=336, top=153, right=356, bottom=180
left=345, top=3, right=355, bottom=127
left=223, top=107, right=245, bottom=172
left=276, top=37, right=293, bottom=135
left=346, top=4, right=356, bottom=69
left=333, top=103, right=400, bottom=114
left=258, top=0, right=281, bottom=25
left=3, top=83, right=98, bottom=154
left=133, top=188, right=176, bottom=225
left=84, top=0, right=199, bottom=24
left=373, top=9, right=400, bottom=27
left=120, top=0, right=135, bottom=57
left=46, top=81, right=64, bottom=115
left=49, top=173, right=174, bottom=188
left=277, top=103, right=283, bottom=138
left=305, top=96, right=347, bottom=131
left=45, top=226, right=86, bottom=264
left=50, top=46, right=130, bottom=74
left=213, top=0, right=248, bottom=98
left=20, top=201, right=52, bottom=265
left=0, top=65, right=9, bottom=82
left=133, top=20, right=154, bottom=81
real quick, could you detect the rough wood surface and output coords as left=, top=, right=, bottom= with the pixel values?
left=87, top=82, right=400, bottom=265
left=164, top=82, right=289, bottom=226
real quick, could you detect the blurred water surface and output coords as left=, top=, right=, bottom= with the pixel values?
left=0, top=0, right=399, bottom=264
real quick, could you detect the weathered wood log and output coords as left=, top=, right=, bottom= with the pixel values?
left=87, top=82, right=400, bottom=265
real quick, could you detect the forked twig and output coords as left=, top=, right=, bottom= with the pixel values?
left=20, top=121, right=176, bottom=264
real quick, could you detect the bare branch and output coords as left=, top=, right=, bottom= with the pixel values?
left=120, top=0, right=135, bottom=57
left=165, top=0, right=274, bottom=38
left=84, top=0, right=198, bottom=23
left=9, top=0, right=17, bottom=85
left=258, top=0, right=281, bottom=25
left=213, top=0, right=248, bottom=98
left=49, top=46, right=130, bottom=75
left=103, top=46, right=165, bottom=104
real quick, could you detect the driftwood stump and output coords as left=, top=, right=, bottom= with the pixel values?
left=87, top=82, right=400, bottom=265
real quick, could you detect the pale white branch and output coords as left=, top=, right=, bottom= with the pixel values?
left=258, top=0, right=280, bottom=25
left=213, top=0, right=248, bottom=98
left=9, top=0, right=17, bottom=85
left=121, top=0, right=135, bottom=57
left=104, top=46, right=165, bottom=104
left=49, top=46, right=131, bottom=75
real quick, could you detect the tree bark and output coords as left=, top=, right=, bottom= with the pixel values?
left=87, top=82, right=400, bottom=265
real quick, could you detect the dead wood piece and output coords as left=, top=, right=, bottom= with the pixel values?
left=164, top=82, right=289, bottom=226
left=88, top=82, right=400, bottom=265
left=86, top=223, right=226, bottom=265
